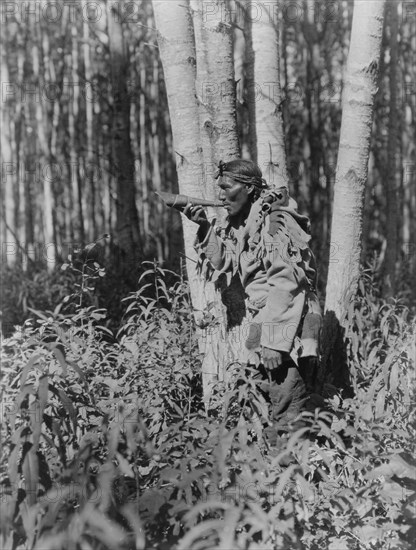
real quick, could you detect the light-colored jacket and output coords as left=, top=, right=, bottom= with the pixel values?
left=195, top=195, right=321, bottom=361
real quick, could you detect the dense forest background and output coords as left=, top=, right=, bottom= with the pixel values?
left=1, top=2, right=415, bottom=550
left=1, top=0, right=415, bottom=337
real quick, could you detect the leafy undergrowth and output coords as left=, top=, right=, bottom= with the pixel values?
left=0, top=263, right=415, bottom=550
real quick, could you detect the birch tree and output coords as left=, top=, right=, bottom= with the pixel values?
left=68, top=17, right=84, bottom=246
left=1, top=30, right=15, bottom=265
left=246, top=0, right=288, bottom=188
left=189, top=0, right=249, bottom=393
left=323, top=0, right=386, bottom=385
left=82, top=1, right=95, bottom=241
left=197, top=0, right=240, bottom=167
left=192, top=0, right=260, bottom=385
left=151, top=0, right=204, bottom=287
left=153, top=0, right=248, bottom=397
left=382, top=0, right=399, bottom=297
left=35, top=22, right=57, bottom=270
left=151, top=0, right=219, bottom=395
left=107, top=1, right=142, bottom=269
left=153, top=0, right=240, bottom=399
left=187, top=0, right=226, bottom=392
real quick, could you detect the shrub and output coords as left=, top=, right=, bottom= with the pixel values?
left=0, top=264, right=414, bottom=549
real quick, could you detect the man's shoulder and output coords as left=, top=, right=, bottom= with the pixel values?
left=245, top=190, right=311, bottom=240
left=257, top=190, right=312, bottom=248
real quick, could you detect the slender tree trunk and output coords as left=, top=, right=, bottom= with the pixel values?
left=189, top=0, right=215, bottom=197
left=25, top=35, right=36, bottom=257
left=232, top=7, right=247, bottom=156
left=82, top=7, right=96, bottom=240
left=246, top=0, right=288, bottom=188
left=0, top=35, right=15, bottom=265
left=151, top=0, right=206, bottom=304
left=129, top=50, right=144, bottom=248
left=408, top=26, right=416, bottom=299
left=402, top=94, right=415, bottom=300
left=13, top=28, right=25, bottom=267
left=39, top=28, right=59, bottom=269
left=245, top=2, right=257, bottom=163
left=150, top=56, right=164, bottom=261
left=281, top=5, right=290, bottom=166
left=107, top=0, right=142, bottom=271
left=382, top=1, right=399, bottom=297
left=68, top=22, right=84, bottom=248
left=139, top=64, right=150, bottom=245
left=198, top=0, right=240, bottom=166
left=322, top=0, right=386, bottom=390
left=130, top=104, right=142, bottom=252
left=305, top=0, right=326, bottom=242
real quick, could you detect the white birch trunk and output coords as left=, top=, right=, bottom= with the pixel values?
left=325, top=0, right=385, bottom=322
left=15, top=31, right=25, bottom=265
left=189, top=0, right=236, bottom=394
left=0, top=47, right=15, bottom=266
left=153, top=0, right=244, bottom=401
left=196, top=0, right=240, bottom=166
left=247, top=0, right=288, bottom=188
left=151, top=0, right=210, bottom=343
left=36, top=38, right=55, bottom=269
left=192, top=0, right=250, bottom=377
left=189, top=0, right=216, bottom=199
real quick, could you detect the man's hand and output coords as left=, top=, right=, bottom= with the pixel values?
left=183, top=204, right=208, bottom=225
left=183, top=204, right=210, bottom=240
left=262, top=346, right=284, bottom=370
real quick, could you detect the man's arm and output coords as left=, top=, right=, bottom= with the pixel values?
left=183, top=204, right=233, bottom=273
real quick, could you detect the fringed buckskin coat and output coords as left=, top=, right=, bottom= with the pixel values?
left=195, top=192, right=322, bottom=363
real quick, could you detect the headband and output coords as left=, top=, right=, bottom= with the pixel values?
left=214, top=160, right=269, bottom=189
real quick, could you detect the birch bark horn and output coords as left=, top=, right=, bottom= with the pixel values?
left=155, top=191, right=224, bottom=209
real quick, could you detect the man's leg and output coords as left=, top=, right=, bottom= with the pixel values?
left=260, top=359, right=308, bottom=446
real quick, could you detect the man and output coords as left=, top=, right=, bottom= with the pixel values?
left=184, top=159, right=321, bottom=442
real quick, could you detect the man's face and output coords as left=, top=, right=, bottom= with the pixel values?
left=218, top=176, right=252, bottom=217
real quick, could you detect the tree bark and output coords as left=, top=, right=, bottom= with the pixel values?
left=382, top=0, right=399, bottom=298
left=246, top=0, right=288, bottom=188
left=189, top=0, right=240, bottom=394
left=82, top=4, right=96, bottom=241
left=153, top=0, right=246, bottom=400
left=68, top=20, right=84, bottom=248
left=150, top=56, right=164, bottom=262
left=12, top=27, right=26, bottom=268
left=196, top=0, right=240, bottom=167
left=40, top=27, right=58, bottom=269
left=151, top=0, right=208, bottom=310
left=107, top=1, right=142, bottom=271
left=322, top=0, right=386, bottom=390
left=0, top=31, right=15, bottom=265
left=192, top=0, right=255, bottom=390
left=303, top=0, right=321, bottom=225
